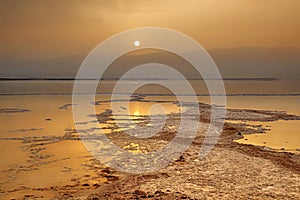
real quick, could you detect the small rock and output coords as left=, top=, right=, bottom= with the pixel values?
left=181, top=194, right=188, bottom=199
left=105, top=175, right=119, bottom=181
left=176, top=155, right=185, bottom=162
left=101, top=168, right=111, bottom=173
left=133, top=190, right=147, bottom=196
left=93, top=183, right=100, bottom=187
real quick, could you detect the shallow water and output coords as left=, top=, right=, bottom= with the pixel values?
left=234, top=120, right=300, bottom=151
left=0, top=80, right=299, bottom=151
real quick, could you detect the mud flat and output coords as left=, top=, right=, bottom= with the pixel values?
left=0, top=96, right=299, bottom=199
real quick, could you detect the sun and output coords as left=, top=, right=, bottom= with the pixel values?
left=133, top=40, right=140, bottom=47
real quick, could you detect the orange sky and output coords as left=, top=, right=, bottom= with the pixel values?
left=1, top=0, right=300, bottom=59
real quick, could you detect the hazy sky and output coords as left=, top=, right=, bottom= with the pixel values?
left=1, top=0, right=300, bottom=59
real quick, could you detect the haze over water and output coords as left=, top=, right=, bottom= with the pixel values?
left=0, top=78, right=299, bottom=151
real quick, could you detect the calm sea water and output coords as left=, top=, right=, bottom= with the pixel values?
left=0, top=80, right=299, bottom=151
left=0, top=80, right=299, bottom=95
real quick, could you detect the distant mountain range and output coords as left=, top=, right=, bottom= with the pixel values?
left=210, top=47, right=300, bottom=80
left=1, top=47, right=299, bottom=79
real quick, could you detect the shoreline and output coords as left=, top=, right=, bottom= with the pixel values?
left=0, top=97, right=299, bottom=199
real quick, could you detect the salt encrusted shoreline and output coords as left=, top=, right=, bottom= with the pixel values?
left=0, top=100, right=299, bottom=199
